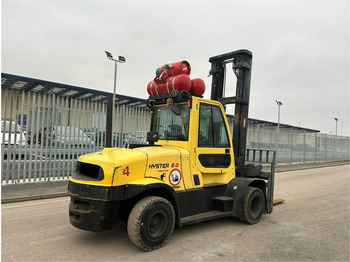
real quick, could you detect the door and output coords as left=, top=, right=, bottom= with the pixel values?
left=195, top=103, right=233, bottom=181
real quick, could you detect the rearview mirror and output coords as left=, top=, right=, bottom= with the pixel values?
left=171, top=105, right=181, bottom=116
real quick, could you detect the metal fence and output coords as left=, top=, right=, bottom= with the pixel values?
left=1, top=89, right=349, bottom=184
left=1, top=89, right=150, bottom=184
left=246, top=128, right=350, bottom=164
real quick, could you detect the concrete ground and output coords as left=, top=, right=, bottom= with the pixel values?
left=1, top=160, right=349, bottom=203
left=2, top=164, right=349, bottom=261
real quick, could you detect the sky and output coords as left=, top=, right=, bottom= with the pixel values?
left=1, top=0, right=349, bottom=136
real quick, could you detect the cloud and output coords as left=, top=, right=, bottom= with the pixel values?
left=1, top=0, right=349, bottom=135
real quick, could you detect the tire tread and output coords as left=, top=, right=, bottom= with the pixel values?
left=240, top=186, right=265, bottom=224
left=127, top=196, right=175, bottom=251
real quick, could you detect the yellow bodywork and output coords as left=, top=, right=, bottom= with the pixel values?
left=70, top=96, right=236, bottom=191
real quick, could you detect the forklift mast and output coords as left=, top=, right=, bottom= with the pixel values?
left=209, top=50, right=252, bottom=176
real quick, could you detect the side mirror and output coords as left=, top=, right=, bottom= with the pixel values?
left=146, top=99, right=155, bottom=110
left=147, top=131, right=159, bottom=145
left=171, top=105, right=181, bottom=116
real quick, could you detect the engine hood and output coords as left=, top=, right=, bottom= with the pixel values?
left=78, top=147, right=144, bottom=167
left=72, top=148, right=147, bottom=186
left=134, top=146, right=186, bottom=167
left=71, top=146, right=189, bottom=187
left=133, top=146, right=189, bottom=189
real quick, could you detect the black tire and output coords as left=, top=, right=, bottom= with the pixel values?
left=240, top=186, right=265, bottom=224
left=127, top=196, right=175, bottom=251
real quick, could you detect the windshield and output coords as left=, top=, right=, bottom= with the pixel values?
left=1, top=121, right=21, bottom=133
left=152, top=104, right=190, bottom=141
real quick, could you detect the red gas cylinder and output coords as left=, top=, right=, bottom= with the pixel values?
left=160, top=60, right=191, bottom=76
left=147, top=74, right=191, bottom=96
left=190, top=78, right=206, bottom=96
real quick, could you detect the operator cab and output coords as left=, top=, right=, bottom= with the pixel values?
left=146, top=90, right=236, bottom=187
left=146, top=91, right=192, bottom=145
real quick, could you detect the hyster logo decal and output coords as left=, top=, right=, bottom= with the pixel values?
left=148, top=163, right=169, bottom=169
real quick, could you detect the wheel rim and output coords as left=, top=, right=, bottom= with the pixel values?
left=250, top=196, right=262, bottom=219
left=147, top=210, right=167, bottom=238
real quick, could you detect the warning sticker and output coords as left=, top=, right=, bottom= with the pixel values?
left=169, top=169, right=181, bottom=187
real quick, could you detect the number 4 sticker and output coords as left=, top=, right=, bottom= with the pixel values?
left=123, top=166, right=130, bottom=176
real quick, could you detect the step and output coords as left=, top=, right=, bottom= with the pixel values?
left=213, top=195, right=234, bottom=201
left=203, top=183, right=226, bottom=188
left=180, top=210, right=232, bottom=225
left=213, top=195, right=234, bottom=212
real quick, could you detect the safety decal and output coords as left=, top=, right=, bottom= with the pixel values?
left=169, top=169, right=181, bottom=187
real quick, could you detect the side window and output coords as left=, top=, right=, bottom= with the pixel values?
left=198, top=104, right=213, bottom=147
left=198, top=104, right=230, bottom=148
left=212, top=106, right=230, bottom=147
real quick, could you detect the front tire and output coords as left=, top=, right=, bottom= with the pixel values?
left=127, top=196, right=175, bottom=251
left=240, top=186, right=265, bottom=224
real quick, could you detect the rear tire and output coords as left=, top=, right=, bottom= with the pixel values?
left=240, top=186, right=265, bottom=224
left=127, top=196, right=175, bottom=251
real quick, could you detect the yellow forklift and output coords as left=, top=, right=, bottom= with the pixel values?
left=69, top=50, right=276, bottom=251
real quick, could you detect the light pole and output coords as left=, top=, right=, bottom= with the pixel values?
left=105, top=51, right=126, bottom=147
left=334, top=117, right=338, bottom=136
left=275, top=100, right=283, bottom=160
left=105, top=51, right=126, bottom=111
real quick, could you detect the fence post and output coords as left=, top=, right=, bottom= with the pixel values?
left=339, top=136, right=342, bottom=161
left=255, top=124, right=260, bottom=149
left=119, top=104, right=125, bottom=148
left=333, top=134, right=336, bottom=161
left=325, top=134, right=327, bottom=161
left=47, top=94, right=55, bottom=181
left=302, top=131, right=306, bottom=163
left=1, top=89, right=9, bottom=184
left=23, top=92, right=30, bottom=182
left=18, top=91, right=25, bottom=183
left=314, top=133, right=317, bottom=163
left=348, top=137, right=350, bottom=161
left=290, top=129, right=293, bottom=164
